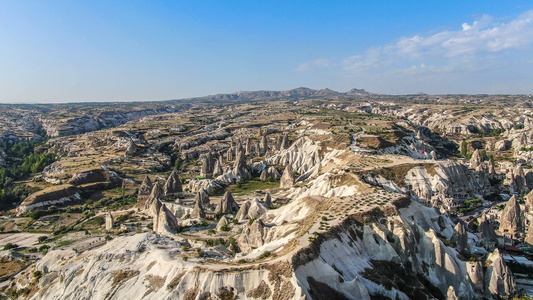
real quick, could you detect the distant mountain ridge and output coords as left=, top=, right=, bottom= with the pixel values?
left=179, top=87, right=375, bottom=103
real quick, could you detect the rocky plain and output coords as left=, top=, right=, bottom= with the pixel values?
left=0, top=88, right=533, bottom=299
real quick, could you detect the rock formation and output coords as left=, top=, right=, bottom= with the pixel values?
left=226, top=147, right=234, bottom=161
left=105, top=212, right=114, bottom=231
left=163, top=170, right=183, bottom=198
left=153, top=200, right=180, bottom=235
left=430, top=150, right=437, bottom=160
left=144, top=182, right=163, bottom=214
left=235, top=198, right=267, bottom=222
left=259, top=166, right=281, bottom=181
left=216, top=215, right=230, bottom=231
left=263, top=192, right=272, bottom=208
left=200, top=152, right=217, bottom=178
left=260, top=135, right=268, bottom=155
left=233, top=151, right=251, bottom=180
left=479, top=215, right=497, bottom=243
left=281, top=133, right=290, bottom=150
left=124, top=140, right=138, bottom=157
left=470, top=149, right=482, bottom=168
left=446, top=286, right=459, bottom=300
left=237, top=219, right=266, bottom=253
left=280, top=165, right=294, bottom=189
left=137, top=175, right=152, bottom=201
left=485, top=249, right=516, bottom=298
left=193, top=188, right=210, bottom=207
left=499, top=195, right=524, bottom=237
left=213, top=157, right=224, bottom=177
left=526, top=189, right=533, bottom=208
left=235, top=200, right=251, bottom=222
left=452, top=222, right=469, bottom=254
left=190, top=200, right=206, bottom=219
left=525, top=221, right=533, bottom=245
left=215, top=191, right=239, bottom=215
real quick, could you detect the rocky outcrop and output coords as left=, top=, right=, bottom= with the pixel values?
left=259, top=166, right=281, bottom=181
left=263, top=192, right=272, bottom=208
left=233, top=151, right=251, bottom=180
left=293, top=200, right=481, bottom=299
left=144, top=182, right=163, bottom=214
left=495, top=140, right=511, bottom=151
left=163, top=170, right=183, bottom=198
left=17, top=185, right=81, bottom=215
left=280, top=165, right=294, bottom=189
left=526, top=190, right=533, bottom=208
left=485, top=249, right=516, bottom=298
left=525, top=221, right=533, bottom=245
left=215, top=191, right=239, bottom=215
left=236, top=198, right=267, bottom=222
left=67, top=168, right=122, bottom=187
left=124, top=140, right=139, bottom=157
left=362, top=161, right=491, bottom=209
left=190, top=200, right=206, bottom=219
left=193, top=188, right=210, bottom=207
left=499, top=195, right=524, bottom=237
left=153, top=200, right=180, bottom=236
left=452, top=222, right=469, bottom=254
left=235, top=201, right=251, bottom=222
left=200, top=152, right=218, bottom=178
left=260, top=135, right=268, bottom=155
left=266, top=136, right=322, bottom=176
left=447, top=286, right=459, bottom=300
left=212, top=157, right=224, bottom=177
left=237, top=219, right=267, bottom=253
left=138, top=175, right=153, bottom=201
left=281, top=133, right=290, bottom=150
left=216, top=215, right=230, bottom=231
left=479, top=215, right=497, bottom=243
left=105, top=212, right=114, bottom=231
left=470, top=149, right=482, bottom=168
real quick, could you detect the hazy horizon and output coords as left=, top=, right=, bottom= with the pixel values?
left=1, top=1, right=533, bottom=103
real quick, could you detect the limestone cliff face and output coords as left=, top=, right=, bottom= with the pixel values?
left=292, top=199, right=514, bottom=300
left=361, top=161, right=491, bottom=209
left=16, top=198, right=515, bottom=300
left=29, top=233, right=301, bottom=300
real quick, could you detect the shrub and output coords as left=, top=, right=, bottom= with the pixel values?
left=3, top=243, right=18, bottom=250
left=33, top=271, right=42, bottom=280
left=220, top=224, right=230, bottom=232
left=259, top=251, right=271, bottom=259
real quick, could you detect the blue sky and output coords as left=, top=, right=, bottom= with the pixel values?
left=1, top=1, right=532, bottom=103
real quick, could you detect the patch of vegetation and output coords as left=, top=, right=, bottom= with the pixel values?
left=227, top=180, right=279, bottom=196
left=205, top=238, right=225, bottom=247
left=0, top=141, right=55, bottom=209
left=258, top=251, right=271, bottom=259
left=2, top=243, right=18, bottom=250
left=112, top=269, right=140, bottom=286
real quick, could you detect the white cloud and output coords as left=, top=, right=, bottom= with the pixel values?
left=294, top=58, right=336, bottom=72
left=297, top=10, right=533, bottom=75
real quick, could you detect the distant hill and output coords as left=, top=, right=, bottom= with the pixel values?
left=178, top=87, right=376, bottom=103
